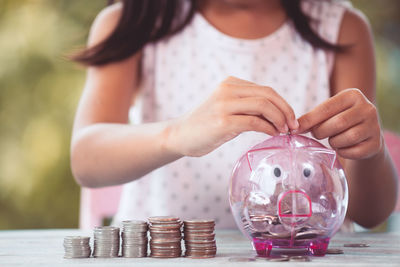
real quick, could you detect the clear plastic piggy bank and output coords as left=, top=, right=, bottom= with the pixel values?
left=229, top=134, right=348, bottom=256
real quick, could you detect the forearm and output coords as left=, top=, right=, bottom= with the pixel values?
left=70, top=121, right=182, bottom=188
left=344, top=140, right=398, bottom=228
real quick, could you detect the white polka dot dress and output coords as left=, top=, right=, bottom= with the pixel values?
left=114, top=0, right=353, bottom=229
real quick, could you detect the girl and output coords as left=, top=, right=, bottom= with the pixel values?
left=70, top=0, right=398, bottom=229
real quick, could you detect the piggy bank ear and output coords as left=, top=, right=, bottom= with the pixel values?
left=304, top=147, right=337, bottom=169
left=246, top=148, right=285, bottom=171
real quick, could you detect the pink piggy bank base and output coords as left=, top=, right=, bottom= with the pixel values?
left=229, top=134, right=348, bottom=256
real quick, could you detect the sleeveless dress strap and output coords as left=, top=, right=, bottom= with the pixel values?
left=301, top=0, right=351, bottom=75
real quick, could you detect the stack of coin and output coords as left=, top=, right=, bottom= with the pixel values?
left=148, top=216, right=182, bottom=258
left=63, top=236, right=91, bottom=258
left=121, top=220, right=148, bottom=257
left=183, top=219, right=217, bottom=258
left=93, top=226, right=120, bottom=257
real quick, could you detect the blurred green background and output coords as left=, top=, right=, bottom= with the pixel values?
left=0, top=0, right=399, bottom=229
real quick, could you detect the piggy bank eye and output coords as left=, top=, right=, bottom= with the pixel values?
left=272, top=166, right=282, bottom=178
left=302, top=164, right=313, bottom=178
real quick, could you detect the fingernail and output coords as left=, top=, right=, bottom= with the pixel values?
left=284, top=124, right=289, bottom=133
left=291, top=129, right=298, bottom=134
left=293, top=120, right=299, bottom=129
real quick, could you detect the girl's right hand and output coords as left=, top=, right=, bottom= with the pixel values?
left=163, top=76, right=299, bottom=157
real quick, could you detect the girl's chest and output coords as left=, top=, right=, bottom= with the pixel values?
left=139, top=23, right=332, bottom=122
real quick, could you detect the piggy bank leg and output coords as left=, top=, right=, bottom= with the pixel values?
left=252, top=239, right=273, bottom=257
left=307, top=238, right=330, bottom=256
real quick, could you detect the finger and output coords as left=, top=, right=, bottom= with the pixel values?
left=222, top=76, right=255, bottom=86
left=229, top=115, right=280, bottom=136
left=336, top=138, right=376, bottom=160
left=328, top=123, right=370, bottom=149
left=296, top=91, right=355, bottom=134
left=231, top=85, right=298, bottom=130
left=311, top=106, right=364, bottom=140
left=222, top=97, right=289, bottom=133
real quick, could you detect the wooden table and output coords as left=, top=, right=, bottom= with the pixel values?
left=0, top=229, right=399, bottom=266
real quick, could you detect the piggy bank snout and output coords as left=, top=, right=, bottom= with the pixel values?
left=278, top=190, right=312, bottom=217
left=277, top=190, right=312, bottom=226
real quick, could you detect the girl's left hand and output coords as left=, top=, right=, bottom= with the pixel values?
left=295, top=88, right=384, bottom=160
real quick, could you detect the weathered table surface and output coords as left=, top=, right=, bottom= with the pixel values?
left=0, top=229, right=399, bottom=266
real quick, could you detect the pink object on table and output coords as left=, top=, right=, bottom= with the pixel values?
left=384, top=131, right=400, bottom=212
left=79, top=185, right=122, bottom=229
left=229, top=134, right=348, bottom=257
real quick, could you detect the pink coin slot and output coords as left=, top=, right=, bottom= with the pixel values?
left=278, top=190, right=312, bottom=218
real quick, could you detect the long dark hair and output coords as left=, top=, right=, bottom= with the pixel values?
left=73, top=0, right=344, bottom=66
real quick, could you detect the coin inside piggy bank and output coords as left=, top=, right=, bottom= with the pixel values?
left=229, top=134, right=348, bottom=256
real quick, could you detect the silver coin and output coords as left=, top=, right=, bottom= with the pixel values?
left=122, top=220, right=148, bottom=226
left=63, top=236, right=91, bottom=258
left=295, top=230, right=321, bottom=240
left=326, top=248, right=344, bottom=254
left=229, top=257, right=256, bottom=262
left=289, top=255, right=311, bottom=262
left=343, top=243, right=369, bottom=248
left=268, top=256, right=290, bottom=262
left=122, top=221, right=149, bottom=258
left=94, top=226, right=119, bottom=232
left=250, top=214, right=280, bottom=225
left=93, top=227, right=120, bottom=258
left=64, top=236, right=90, bottom=241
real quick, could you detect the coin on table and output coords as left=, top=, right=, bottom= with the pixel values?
left=183, top=219, right=216, bottom=259
left=148, top=216, right=181, bottom=224
left=228, top=257, right=256, bottom=262
left=63, top=236, right=91, bottom=258
left=343, top=243, right=370, bottom=248
left=267, top=255, right=290, bottom=262
left=289, top=255, right=311, bottom=262
left=121, top=220, right=148, bottom=258
left=326, top=248, right=344, bottom=254
left=148, top=216, right=182, bottom=258
left=93, top=226, right=120, bottom=258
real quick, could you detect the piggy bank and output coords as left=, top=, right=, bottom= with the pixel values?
left=229, top=134, right=348, bottom=256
